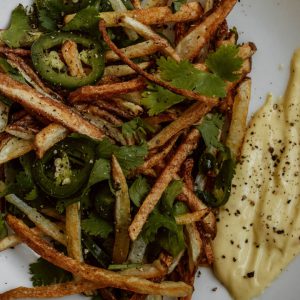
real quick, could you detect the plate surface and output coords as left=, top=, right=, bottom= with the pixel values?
left=0, top=0, right=300, bottom=299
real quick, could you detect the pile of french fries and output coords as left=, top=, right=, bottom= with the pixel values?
left=0, top=0, right=255, bottom=299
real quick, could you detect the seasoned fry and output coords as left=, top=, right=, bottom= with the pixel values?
left=41, top=208, right=66, bottom=222
left=0, top=280, right=106, bottom=299
left=104, top=62, right=151, bottom=77
left=69, top=77, right=146, bottom=103
left=129, top=128, right=200, bottom=241
left=6, top=215, right=193, bottom=297
left=61, top=40, right=85, bottom=78
left=0, top=46, right=30, bottom=56
left=112, top=155, right=131, bottom=263
left=76, top=104, right=123, bottom=126
left=6, top=53, right=62, bottom=101
left=226, top=78, right=251, bottom=158
left=120, top=16, right=180, bottom=61
left=182, top=158, right=194, bottom=191
left=0, top=74, right=104, bottom=140
left=66, top=202, right=83, bottom=263
left=99, top=21, right=219, bottom=105
left=148, top=102, right=214, bottom=150
left=176, top=0, right=237, bottom=60
left=5, top=194, right=67, bottom=246
left=0, top=134, right=33, bottom=164
left=175, top=210, right=210, bottom=225
left=105, top=40, right=164, bottom=62
left=185, top=223, right=203, bottom=272
left=34, top=123, right=69, bottom=159
left=100, top=3, right=202, bottom=27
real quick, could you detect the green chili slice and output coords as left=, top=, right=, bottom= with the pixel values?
left=31, top=32, right=104, bottom=89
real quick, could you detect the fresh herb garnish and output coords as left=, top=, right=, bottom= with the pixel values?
left=129, top=176, right=151, bottom=207
left=82, top=214, right=113, bottom=238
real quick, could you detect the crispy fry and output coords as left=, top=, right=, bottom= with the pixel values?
left=0, top=280, right=106, bottom=299
left=175, top=210, right=210, bottom=225
left=104, top=62, right=151, bottom=77
left=6, top=215, right=192, bottom=297
left=0, top=74, right=104, bottom=140
left=105, top=41, right=164, bottom=62
left=76, top=104, right=123, bottom=126
left=176, top=0, right=237, bottom=60
left=182, top=158, right=194, bottom=191
left=129, top=128, right=200, bottom=241
left=0, top=46, right=30, bottom=57
left=120, top=16, right=180, bottom=61
left=99, top=21, right=219, bottom=105
left=185, top=223, right=203, bottom=272
left=41, top=208, right=66, bottom=222
left=61, top=40, right=85, bottom=78
left=148, top=102, right=215, bottom=150
left=226, top=78, right=251, bottom=158
left=69, top=77, right=146, bottom=103
left=112, top=155, right=131, bottom=263
left=100, top=3, right=202, bottom=27
left=6, top=53, right=62, bottom=101
left=5, top=194, right=67, bottom=246
left=34, top=123, right=69, bottom=159
left=0, top=134, right=33, bottom=164
left=134, top=134, right=179, bottom=175
left=66, top=202, right=83, bottom=262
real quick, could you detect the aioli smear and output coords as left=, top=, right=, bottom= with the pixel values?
left=212, top=49, right=300, bottom=300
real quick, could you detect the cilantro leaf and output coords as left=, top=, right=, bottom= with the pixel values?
left=63, top=6, right=99, bottom=32
left=129, top=176, right=150, bottom=207
left=97, top=138, right=148, bottom=175
left=196, top=113, right=225, bottom=151
left=1, top=5, right=31, bottom=48
left=86, top=158, right=111, bottom=190
left=142, top=85, right=184, bottom=116
left=141, top=210, right=185, bottom=256
left=172, top=0, right=186, bottom=12
left=82, top=214, right=113, bottom=238
left=206, top=45, right=243, bottom=82
left=29, top=257, right=72, bottom=286
left=160, top=180, right=183, bottom=211
left=141, top=57, right=226, bottom=115
left=0, top=213, right=8, bottom=240
left=0, top=57, right=26, bottom=83
left=121, top=117, right=155, bottom=142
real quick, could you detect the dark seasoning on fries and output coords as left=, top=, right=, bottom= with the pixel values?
left=0, top=0, right=255, bottom=299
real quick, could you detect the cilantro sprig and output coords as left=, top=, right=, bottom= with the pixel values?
left=142, top=44, right=243, bottom=115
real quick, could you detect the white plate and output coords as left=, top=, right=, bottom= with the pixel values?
left=1, top=0, right=300, bottom=299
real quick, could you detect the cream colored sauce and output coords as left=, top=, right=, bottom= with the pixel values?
left=212, top=49, right=300, bottom=300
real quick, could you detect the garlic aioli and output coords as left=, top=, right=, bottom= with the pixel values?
left=212, top=49, right=300, bottom=300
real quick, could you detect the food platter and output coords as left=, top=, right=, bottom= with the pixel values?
left=0, top=0, right=300, bottom=299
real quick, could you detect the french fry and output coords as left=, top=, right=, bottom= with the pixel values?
left=109, top=0, right=139, bottom=40
left=69, top=77, right=146, bottom=103
left=129, top=128, right=200, bottom=241
left=66, top=202, right=83, bottom=263
left=112, top=155, right=131, bottom=263
left=105, top=41, right=164, bottom=62
left=175, top=210, right=210, bottom=225
left=76, top=104, right=123, bottom=126
left=0, top=74, right=104, bottom=141
left=0, top=46, right=30, bottom=56
left=0, top=280, right=106, bottom=300
left=185, top=223, right=202, bottom=272
left=181, top=158, right=194, bottom=191
left=226, top=78, right=251, bottom=158
left=99, top=21, right=219, bottom=105
left=6, top=53, right=62, bottom=101
left=144, top=112, right=177, bottom=126
left=148, top=102, right=214, bottom=150
left=120, top=16, right=180, bottom=61
left=175, top=0, right=237, bottom=60
left=104, top=62, right=151, bottom=77
left=5, top=194, right=67, bottom=246
left=41, top=208, right=66, bottom=222
left=34, top=123, right=69, bottom=159
left=0, top=134, right=33, bottom=164
left=99, top=3, right=202, bottom=27
left=6, top=215, right=193, bottom=297
left=131, top=0, right=141, bottom=9
left=61, top=40, right=85, bottom=78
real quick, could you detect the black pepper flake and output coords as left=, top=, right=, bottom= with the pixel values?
left=221, top=255, right=226, bottom=259
left=246, top=271, right=255, bottom=278
left=233, top=257, right=237, bottom=262
left=211, top=287, right=218, bottom=292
